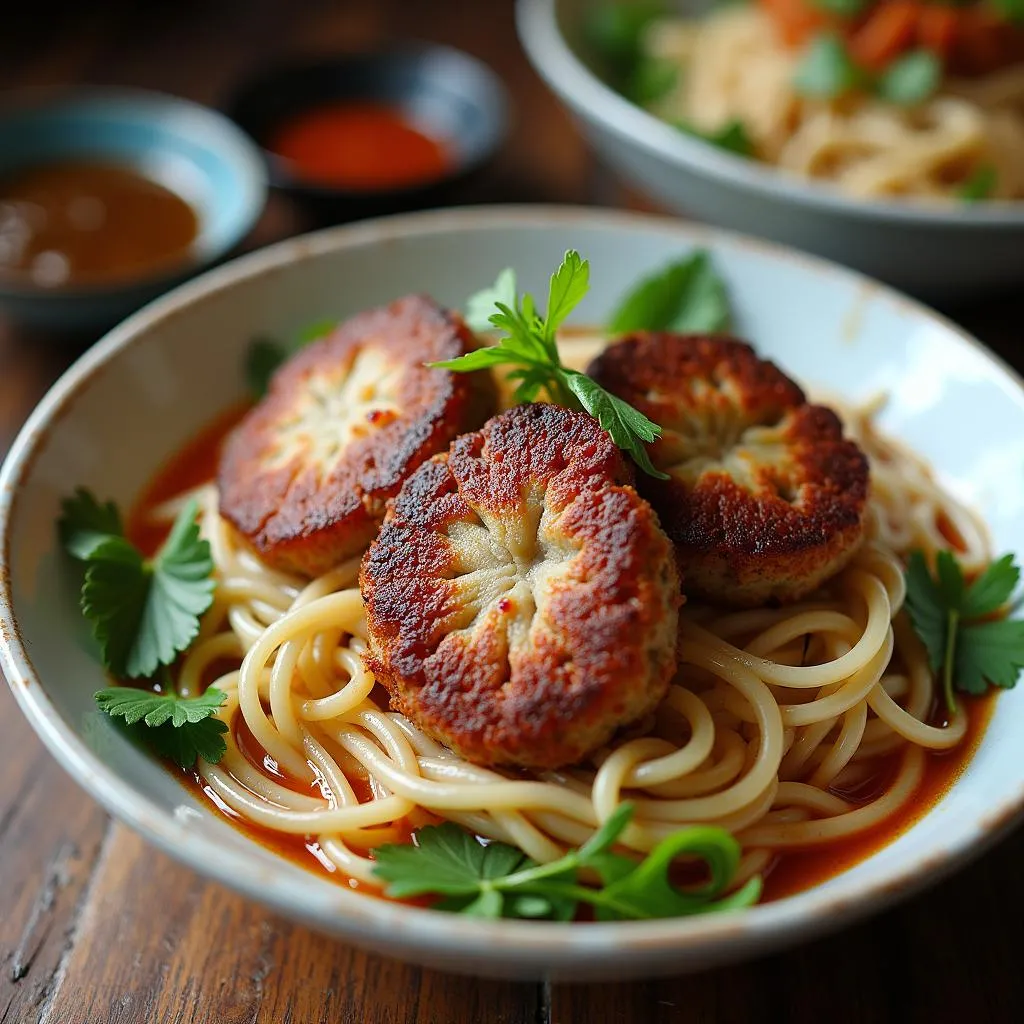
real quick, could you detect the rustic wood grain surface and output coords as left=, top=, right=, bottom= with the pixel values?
left=1, top=2, right=1023, bottom=1021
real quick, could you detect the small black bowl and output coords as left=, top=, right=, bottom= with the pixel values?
left=226, top=44, right=510, bottom=222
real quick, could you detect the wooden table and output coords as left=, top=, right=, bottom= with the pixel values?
left=2, top=2, right=1023, bottom=1021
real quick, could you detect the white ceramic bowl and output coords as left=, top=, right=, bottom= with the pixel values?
left=2, top=207, right=1023, bottom=981
left=516, top=0, right=1024, bottom=300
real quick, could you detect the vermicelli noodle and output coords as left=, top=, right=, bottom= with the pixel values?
left=152, top=398, right=989, bottom=895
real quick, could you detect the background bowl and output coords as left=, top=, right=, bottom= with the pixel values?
left=516, top=0, right=1024, bottom=300
left=226, top=45, right=510, bottom=222
left=2, top=206, right=1024, bottom=981
left=0, top=88, right=267, bottom=331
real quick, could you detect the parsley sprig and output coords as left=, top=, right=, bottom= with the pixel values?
left=59, top=489, right=225, bottom=769
left=94, top=686, right=228, bottom=769
left=904, top=550, right=1024, bottom=714
left=435, top=251, right=667, bottom=478
left=372, top=803, right=761, bottom=921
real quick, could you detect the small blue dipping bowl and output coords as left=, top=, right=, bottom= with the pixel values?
left=0, top=88, right=267, bottom=332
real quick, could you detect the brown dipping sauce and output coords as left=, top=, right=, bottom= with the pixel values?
left=0, top=161, right=198, bottom=288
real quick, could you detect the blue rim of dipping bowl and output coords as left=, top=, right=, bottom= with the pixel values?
left=0, top=87, right=268, bottom=317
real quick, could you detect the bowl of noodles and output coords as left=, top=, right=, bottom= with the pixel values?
left=2, top=206, right=1024, bottom=980
left=517, top=0, right=1024, bottom=298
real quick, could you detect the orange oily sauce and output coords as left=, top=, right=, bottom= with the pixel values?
left=0, top=161, right=198, bottom=287
left=126, top=408, right=997, bottom=906
left=267, top=102, right=451, bottom=191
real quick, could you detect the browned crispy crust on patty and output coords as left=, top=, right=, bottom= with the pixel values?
left=360, top=402, right=680, bottom=770
left=587, top=334, right=869, bottom=606
left=218, top=295, right=493, bottom=576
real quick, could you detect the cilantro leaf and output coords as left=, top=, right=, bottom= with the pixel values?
left=958, top=166, right=998, bottom=203
left=608, top=251, right=731, bottom=335
left=95, top=686, right=228, bottom=769
left=465, top=268, right=517, bottom=333
left=563, top=371, right=668, bottom=479
left=904, top=551, right=948, bottom=673
left=438, top=252, right=667, bottom=476
left=59, top=488, right=123, bottom=555
left=95, top=685, right=226, bottom=727
left=794, top=35, right=865, bottom=99
left=956, top=620, right=1024, bottom=694
left=61, top=494, right=215, bottom=679
left=372, top=803, right=759, bottom=921
left=903, top=549, right=1024, bottom=712
left=144, top=713, right=229, bottom=770
left=876, top=50, right=941, bottom=106
left=374, top=823, right=532, bottom=901
left=676, top=120, right=754, bottom=158
left=962, top=553, right=1020, bottom=618
left=545, top=249, right=590, bottom=342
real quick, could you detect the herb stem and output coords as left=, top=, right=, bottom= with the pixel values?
left=943, top=607, right=959, bottom=715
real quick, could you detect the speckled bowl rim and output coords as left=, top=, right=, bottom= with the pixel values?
left=516, top=0, right=1024, bottom=227
left=2, top=205, right=1023, bottom=976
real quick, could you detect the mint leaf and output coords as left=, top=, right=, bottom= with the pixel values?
left=876, top=50, right=941, bottom=106
left=794, top=35, right=864, bottom=99
left=608, top=251, right=731, bottom=335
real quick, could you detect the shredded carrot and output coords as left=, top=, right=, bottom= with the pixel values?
left=757, top=0, right=826, bottom=48
left=848, top=3, right=920, bottom=70
left=916, top=8, right=957, bottom=61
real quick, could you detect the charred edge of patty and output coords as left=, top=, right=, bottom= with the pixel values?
left=217, top=294, right=493, bottom=574
left=587, top=333, right=869, bottom=604
left=587, top=332, right=807, bottom=424
left=360, top=403, right=680, bottom=769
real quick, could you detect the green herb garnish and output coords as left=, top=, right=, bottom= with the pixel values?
left=957, top=165, right=998, bottom=203
left=94, top=686, right=228, bottom=769
left=608, top=251, right=731, bottom=334
left=675, top=119, right=754, bottom=157
left=59, top=489, right=215, bottom=679
left=372, top=803, right=761, bottom=921
left=628, top=56, right=678, bottom=106
left=811, top=0, right=868, bottom=14
left=876, top=50, right=942, bottom=106
left=584, top=2, right=665, bottom=77
left=438, top=251, right=667, bottom=478
left=794, top=34, right=865, bottom=99
left=991, top=0, right=1024, bottom=23
left=904, top=550, right=1024, bottom=714
left=60, top=488, right=224, bottom=767
left=245, top=318, right=337, bottom=398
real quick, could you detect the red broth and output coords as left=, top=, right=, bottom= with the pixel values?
left=127, top=408, right=996, bottom=905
